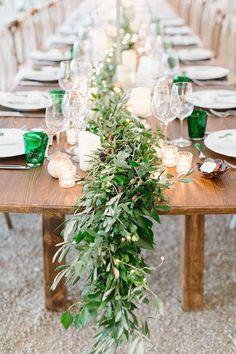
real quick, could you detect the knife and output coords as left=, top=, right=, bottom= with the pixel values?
left=0, top=164, right=31, bottom=170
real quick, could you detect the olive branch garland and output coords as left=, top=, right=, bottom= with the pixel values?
left=51, top=17, right=193, bottom=353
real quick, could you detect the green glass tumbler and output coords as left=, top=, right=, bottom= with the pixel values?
left=49, top=90, right=65, bottom=112
left=173, top=75, right=191, bottom=83
left=187, top=110, right=208, bottom=140
left=23, top=132, right=48, bottom=167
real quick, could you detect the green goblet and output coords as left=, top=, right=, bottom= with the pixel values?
left=23, top=131, right=48, bottom=167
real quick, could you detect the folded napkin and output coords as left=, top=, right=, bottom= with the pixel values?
left=0, top=129, right=23, bottom=145
left=0, top=91, right=48, bottom=106
left=31, top=49, right=70, bottom=61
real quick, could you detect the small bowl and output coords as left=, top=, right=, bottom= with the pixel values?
left=197, top=158, right=230, bottom=179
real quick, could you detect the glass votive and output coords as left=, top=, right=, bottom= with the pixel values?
left=176, top=151, right=193, bottom=174
left=187, top=110, right=208, bottom=140
left=161, top=145, right=178, bottom=167
left=23, top=132, right=48, bottom=167
left=59, top=165, right=76, bottom=188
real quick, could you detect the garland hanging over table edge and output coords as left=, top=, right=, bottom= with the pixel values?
left=51, top=17, right=192, bottom=354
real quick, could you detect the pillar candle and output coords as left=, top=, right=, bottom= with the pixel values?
left=79, top=131, right=101, bottom=171
left=129, top=87, right=151, bottom=117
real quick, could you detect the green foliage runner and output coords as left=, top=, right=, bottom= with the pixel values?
left=52, top=30, right=177, bottom=353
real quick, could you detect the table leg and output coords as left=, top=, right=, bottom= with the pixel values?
left=181, top=214, right=205, bottom=311
left=42, top=212, right=67, bottom=311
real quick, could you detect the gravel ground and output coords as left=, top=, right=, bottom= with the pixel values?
left=0, top=213, right=235, bottom=354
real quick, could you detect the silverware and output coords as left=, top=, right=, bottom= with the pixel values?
left=0, top=164, right=31, bottom=170
left=19, top=80, right=44, bottom=87
left=192, top=79, right=230, bottom=87
left=225, top=161, right=236, bottom=170
left=194, top=143, right=207, bottom=159
left=0, top=111, right=23, bottom=117
left=209, top=109, right=236, bottom=118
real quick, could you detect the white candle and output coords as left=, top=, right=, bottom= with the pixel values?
left=176, top=151, right=193, bottom=174
left=79, top=131, right=101, bottom=171
left=116, top=0, right=121, bottom=64
left=122, top=49, right=137, bottom=73
left=66, top=127, right=76, bottom=145
left=129, top=87, right=151, bottom=117
left=161, top=145, right=178, bottom=167
left=116, top=64, right=132, bottom=90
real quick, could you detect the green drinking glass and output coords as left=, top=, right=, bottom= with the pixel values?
left=187, top=110, right=208, bottom=140
left=173, top=75, right=191, bottom=83
left=23, top=132, right=48, bottom=167
left=49, top=90, right=65, bottom=112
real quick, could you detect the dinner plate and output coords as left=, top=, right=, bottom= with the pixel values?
left=30, top=49, right=71, bottom=62
left=204, top=129, right=236, bottom=157
left=190, top=90, right=236, bottom=109
left=171, top=35, right=199, bottom=46
left=178, top=48, right=213, bottom=61
left=183, top=66, right=229, bottom=80
left=0, top=91, right=49, bottom=111
left=48, top=34, right=77, bottom=46
left=161, top=18, right=185, bottom=27
left=165, top=26, right=192, bottom=35
left=21, top=67, right=60, bottom=82
left=0, top=128, right=26, bottom=158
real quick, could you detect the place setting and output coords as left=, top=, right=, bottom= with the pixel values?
left=30, top=48, right=72, bottom=65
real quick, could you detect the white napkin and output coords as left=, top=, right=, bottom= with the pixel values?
left=0, top=129, right=23, bottom=145
left=31, top=49, right=70, bottom=61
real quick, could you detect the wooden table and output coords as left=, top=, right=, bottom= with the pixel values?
left=0, top=107, right=236, bottom=312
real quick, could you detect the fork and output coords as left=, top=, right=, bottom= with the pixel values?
left=209, top=109, right=236, bottom=118
left=192, top=79, right=230, bottom=87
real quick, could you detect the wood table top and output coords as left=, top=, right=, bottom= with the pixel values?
left=0, top=84, right=236, bottom=215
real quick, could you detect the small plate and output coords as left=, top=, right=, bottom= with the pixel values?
left=21, top=67, right=60, bottom=82
left=165, top=26, right=192, bottom=35
left=162, top=18, right=185, bottom=27
left=183, top=66, right=229, bottom=80
left=190, top=90, right=236, bottom=109
left=0, top=91, right=49, bottom=111
left=31, top=49, right=71, bottom=62
left=197, top=158, right=230, bottom=178
left=0, top=129, right=26, bottom=158
left=178, top=48, right=213, bottom=61
left=48, top=34, right=77, bottom=46
left=171, top=35, right=199, bottom=47
left=204, top=129, right=236, bottom=158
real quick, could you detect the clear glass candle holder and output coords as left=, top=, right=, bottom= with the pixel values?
left=59, top=165, right=76, bottom=188
left=161, top=145, right=178, bottom=167
left=176, top=151, right=193, bottom=174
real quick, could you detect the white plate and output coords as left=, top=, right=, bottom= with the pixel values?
left=171, top=35, right=199, bottom=46
left=165, top=26, right=192, bottom=35
left=48, top=34, right=77, bottom=46
left=21, top=67, right=60, bottom=82
left=0, top=129, right=26, bottom=158
left=30, top=49, right=71, bottom=62
left=183, top=66, right=229, bottom=80
left=161, top=18, right=185, bottom=27
left=190, top=90, right=236, bottom=109
left=178, top=48, right=213, bottom=61
left=0, top=91, right=49, bottom=111
left=204, top=129, right=236, bottom=157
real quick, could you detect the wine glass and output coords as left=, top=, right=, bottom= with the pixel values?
left=152, top=85, right=175, bottom=142
left=45, top=94, right=70, bottom=156
left=170, top=82, right=194, bottom=147
left=58, top=61, right=74, bottom=92
left=62, top=91, right=89, bottom=160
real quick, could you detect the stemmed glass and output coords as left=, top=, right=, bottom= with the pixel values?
left=62, top=91, right=89, bottom=160
left=152, top=85, right=175, bottom=142
left=45, top=94, right=70, bottom=157
left=59, top=59, right=89, bottom=96
left=58, top=61, right=74, bottom=92
left=170, top=82, right=194, bottom=147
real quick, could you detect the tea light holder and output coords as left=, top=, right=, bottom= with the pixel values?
left=176, top=151, right=193, bottom=174
left=59, top=164, right=77, bottom=188
left=161, top=145, right=178, bottom=167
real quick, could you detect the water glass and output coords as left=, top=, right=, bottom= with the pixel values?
left=187, top=110, right=208, bottom=140
left=24, top=132, right=48, bottom=167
